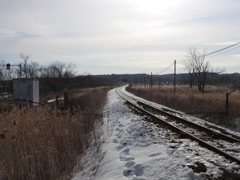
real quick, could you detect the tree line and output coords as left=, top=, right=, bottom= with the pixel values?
left=0, top=54, right=112, bottom=94
left=128, top=47, right=237, bottom=93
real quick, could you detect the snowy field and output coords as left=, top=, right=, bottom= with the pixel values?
left=71, top=87, right=240, bottom=180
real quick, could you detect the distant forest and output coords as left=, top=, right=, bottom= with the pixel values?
left=94, top=73, right=240, bottom=88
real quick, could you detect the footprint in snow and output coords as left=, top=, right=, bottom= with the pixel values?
left=121, top=148, right=130, bottom=154
left=115, top=134, right=122, bottom=139
left=134, top=164, right=144, bottom=176
left=131, top=118, right=140, bottom=122
left=112, top=138, right=118, bottom=143
left=123, top=169, right=135, bottom=177
left=119, top=148, right=135, bottom=161
left=124, top=161, right=135, bottom=167
left=120, top=156, right=135, bottom=161
left=149, top=152, right=161, bottom=157
left=123, top=164, right=144, bottom=177
left=116, top=145, right=125, bottom=151
left=118, top=123, right=124, bottom=128
left=115, top=127, right=123, bottom=132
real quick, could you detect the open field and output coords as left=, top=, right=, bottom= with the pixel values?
left=126, top=85, right=240, bottom=131
left=0, top=87, right=110, bottom=180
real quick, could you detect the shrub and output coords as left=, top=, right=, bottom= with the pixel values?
left=126, top=85, right=240, bottom=129
left=0, top=87, right=110, bottom=179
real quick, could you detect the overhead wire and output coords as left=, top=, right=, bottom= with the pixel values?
left=206, top=44, right=240, bottom=59
left=158, top=41, right=239, bottom=75
left=205, top=42, right=240, bottom=57
left=158, top=62, right=174, bottom=74
left=178, top=41, right=240, bottom=63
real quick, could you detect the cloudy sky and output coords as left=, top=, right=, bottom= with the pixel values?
left=0, top=0, right=239, bottom=75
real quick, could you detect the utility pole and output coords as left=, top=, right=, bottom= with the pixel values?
left=174, top=60, right=176, bottom=94
left=151, top=72, right=153, bottom=88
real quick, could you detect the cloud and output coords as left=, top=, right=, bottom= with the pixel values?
left=0, top=0, right=239, bottom=74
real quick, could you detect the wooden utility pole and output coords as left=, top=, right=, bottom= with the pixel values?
left=174, top=60, right=176, bottom=94
left=151, top=72, right=153, bottom=88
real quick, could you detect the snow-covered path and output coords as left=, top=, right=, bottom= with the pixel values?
left=71, top=87, right=240, bottom=180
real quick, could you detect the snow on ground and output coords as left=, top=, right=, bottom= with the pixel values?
left=71, top=87, right=240, bottom=180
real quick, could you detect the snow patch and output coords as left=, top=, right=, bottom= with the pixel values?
left=71, top=87, right=240, bottom=180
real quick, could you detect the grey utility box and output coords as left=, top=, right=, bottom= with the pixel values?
left=13, top=79, right=39, bottom=106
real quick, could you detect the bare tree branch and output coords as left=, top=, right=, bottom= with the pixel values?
left=183, top=48, right=211, bottom=93
left=20, top=53, right=30, bottom=78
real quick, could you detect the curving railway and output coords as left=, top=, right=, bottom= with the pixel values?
left=116, top=86, right=240, bottom=165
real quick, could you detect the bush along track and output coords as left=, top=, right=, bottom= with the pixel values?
left=0, top=87, right=110, bottom=180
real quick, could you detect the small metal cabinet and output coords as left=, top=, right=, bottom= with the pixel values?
left=13, top=78, right=39, bottom=106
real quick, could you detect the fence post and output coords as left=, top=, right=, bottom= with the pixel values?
left=226, top=93, right=229, bottom=117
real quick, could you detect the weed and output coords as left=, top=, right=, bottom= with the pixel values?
left=127, top=85, right=240, bottom=130
left=0, top=87, right=110, bottom=179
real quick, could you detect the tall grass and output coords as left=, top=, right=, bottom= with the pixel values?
left=127, top=85, right=240, bottom=129
left=0, top=87, right=110, bottom=180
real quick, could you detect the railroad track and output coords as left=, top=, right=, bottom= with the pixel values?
left=116, top=87, right=240, bottom=165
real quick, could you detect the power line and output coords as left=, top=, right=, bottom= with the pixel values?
left=158, top=42, right=239, bottom=75
left=159, top=62, right=174, bottom=74
left=205, top=42, right=240, bottom=57
left=178, top=41, right=240, bottom=63
left=206, top=45, right=240, bottom=59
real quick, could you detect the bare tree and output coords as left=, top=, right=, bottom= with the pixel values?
left=48, top=61, right=65, bottom=78
left=28, top=62, right=40, bottom=78
left=64, top=63, right=77, bottom=78
left=20, top=53, right=30, bottom=78
left=183, top=48, right=211, bottom=93
left=0, top=60, right=5, bottom=81
left=39, top=61, right=77, bottom=92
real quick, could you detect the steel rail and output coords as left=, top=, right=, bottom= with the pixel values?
left=137, top=101, right=240, bottom=143
left=116, top=87, right=240, bottom=165
left=119, top=87, right=240, bottom=143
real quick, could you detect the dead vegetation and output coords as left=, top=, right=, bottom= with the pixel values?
left=126, top=85, right=240, bottom=130
left=0, top=87, right=110, bottom=180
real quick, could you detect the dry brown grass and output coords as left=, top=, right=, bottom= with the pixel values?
left=0, top=87, right=110, bottom=180
left=127, top=85, right=240, bottom=129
